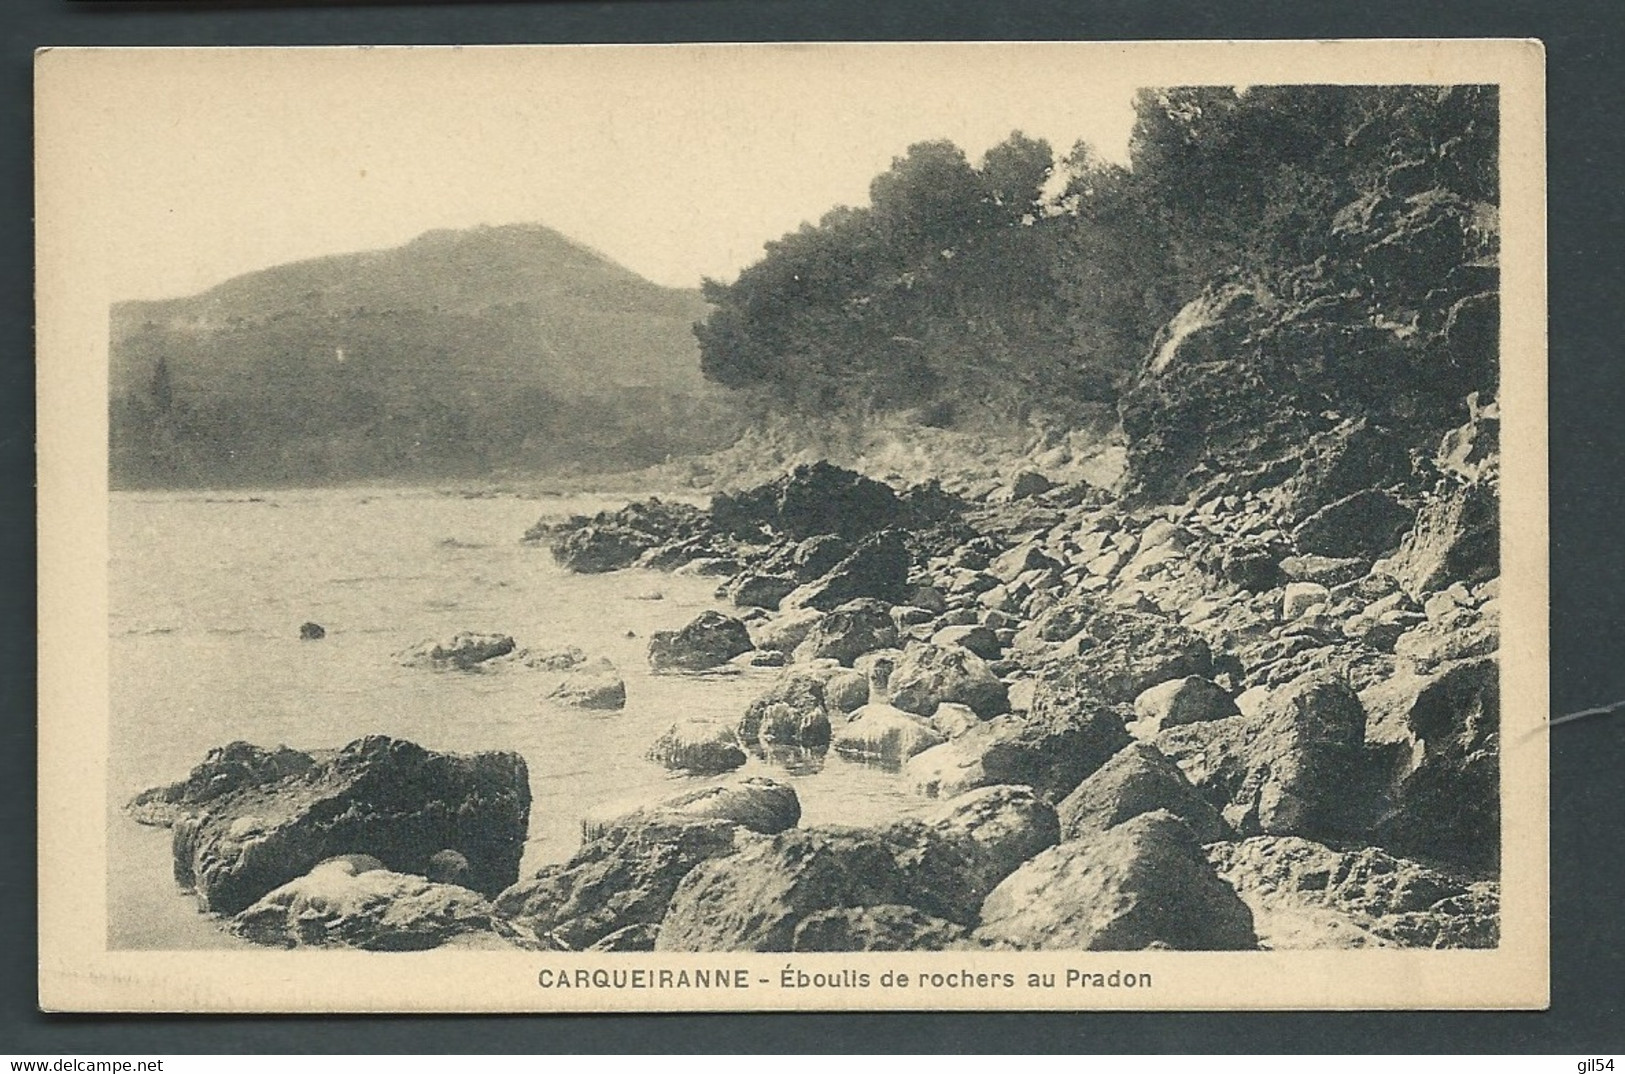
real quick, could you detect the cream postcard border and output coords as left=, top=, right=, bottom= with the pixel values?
left=36, top=39, right=1548, bottom=1013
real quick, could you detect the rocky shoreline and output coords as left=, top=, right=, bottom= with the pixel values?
left=127, top=401, right=1501, bottom=952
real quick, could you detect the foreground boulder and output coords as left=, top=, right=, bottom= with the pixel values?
left=888, top=785, right=1060, bottom=922
left=497, top=819, right=751, bottom=951
left=905, top=679, right=1131, bottom=801
left=647, top=611, right=753, bottom=671
left=1208, top=836, right=1497, bottom=949
left=1363, top=656, right=1500, bottom=871
left=1155, top=671, right=1367, bottom=839
left=1056, top=743, right=1228, bottom=843
left=975, top=810, right=1257, bottom=951
left=127, top=742, right=315, bottom=828
left=398, top=632, right=516, bottom=670
left=170, top=736, right=530, bottom=915
left=655, top=827, right=913, bottom=951
left=231, top=855, right=508, bottom=950
left=582, top=777, right=801, bottom=841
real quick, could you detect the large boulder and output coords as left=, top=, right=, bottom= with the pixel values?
left=791, top=599, right=898, bottom=666
left=647, top=610, right=753, bottom=672
left=496, top=819, right=752, bottom=950
left=170, top=736, right=530, bottom=915
left=655, top=827, right=914, bottom=952
left=1043, top=608, right=1214, bottom=705
left=1208, top=836, right=1497, bottom=949
left=646, top=718, right=747, bottom=775
left=582, top=777, right=800, bottom=841
left=887, top=643, right=1008, bottom=719
left=723, top=572, right=799, bottom=611
left=894, top=785, right=1060, bottom=921
left=398, top=632, right=516, bottom=670
left=1381, top=478, right=1498, bottom=597
left=1129, top=676, right=1238, bottom=738
left=791, top=906, right=967, bottom=952
left=737, top=670, right=832, bottom=748
left=231, top=856, right=507, bottom=950
left=1292, top=489, right=1415, bottom=560
left=782, top=529, right=912, bottom=612
left=1057, top=742, right=1228, bottom=843
left=975, top=810, right=1257, bottom=951
left=831, top=705, right=945, bottom=765
left=127, top=742, right=315, bottom=828
left=545, top=657, right=627, bottom=710
left=1155, top=671, right=1367, bottom=839
left=904, top=679, right=1131, bottom=802
left=1363, top=657, right=1500, bottom=871
left=710, top=462, right=904, bottom=542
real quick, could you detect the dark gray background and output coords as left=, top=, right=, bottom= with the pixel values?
left=3, top=0, right=1620, bottom=1054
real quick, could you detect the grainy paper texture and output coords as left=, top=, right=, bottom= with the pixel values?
left=37, top=40, right=1547, bottom=1012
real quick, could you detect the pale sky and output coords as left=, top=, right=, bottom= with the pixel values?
left=48, top=45, right=1142, bottom=302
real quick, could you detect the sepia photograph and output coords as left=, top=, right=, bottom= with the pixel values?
left=35, top=40, right=1548, bottom=1012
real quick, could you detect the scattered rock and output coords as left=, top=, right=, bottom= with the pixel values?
left=791, top=905, right=966, bottom=951
left=299, top=622, right=326, bottom=641
left=751, top=607, right=825, bottom=653
left=647, top=610, right=753, bottom=672
left=1208, top=836, right=1496, bottom=949
left=1293, top=489, right=1415, bottom=559
left=888, top=643, right=1009, bottom=719
left=1130, top=676, right=1239, bottom=738
left=582, top=777, right=801, bottom=841
left=1155, top=671, right=1367, bottom=839
left=1282, top=583, right=1331, bottom=620
left=782, top=529, right=912, bottom=611
left=975, top=810, right=1257, bottom=950
left=723, top=572, right=799, bottom=610
left=931, top=624, right=1002, bottom=660
left=1056, top=742, right=1228, bottom=843
left=791, top=599, right=898, bottom=665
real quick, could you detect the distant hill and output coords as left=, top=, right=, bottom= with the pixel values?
left=110, top=224, right=739, bottom=486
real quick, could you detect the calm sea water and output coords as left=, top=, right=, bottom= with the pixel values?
left=108, top=486, right=915, bottom=949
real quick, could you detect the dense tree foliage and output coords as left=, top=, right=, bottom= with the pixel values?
left=694, top=85, right=1498, bottom=428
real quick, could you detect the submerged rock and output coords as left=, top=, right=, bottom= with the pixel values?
left=299, top=622, right=326, bottom=641
left=647, top=610, right=753, bottom=672
left=127, top=741, right=315, bottom=828
left=975, top=810, right=1257, bottom=951
left=170, top=736, right=530, bottom=916
left=646, top=718, right=747, bottom=774
left=545, top=657, right=627, bottom=710
left=231, top=856, right=507, bottom=950
left=737, top=670, right=832, bottom=748
left=832, top=706, right=945, bottom=765
left=398, top=632, right=516, bottom=670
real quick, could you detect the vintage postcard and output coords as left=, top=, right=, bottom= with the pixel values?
left=37, top=40, right=1547, bottom=1012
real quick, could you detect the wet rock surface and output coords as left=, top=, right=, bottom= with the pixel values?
left=167, top=736, right=530, bottom=916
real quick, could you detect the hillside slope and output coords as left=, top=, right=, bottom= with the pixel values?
left=111, top=224, right=735, bottom=486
